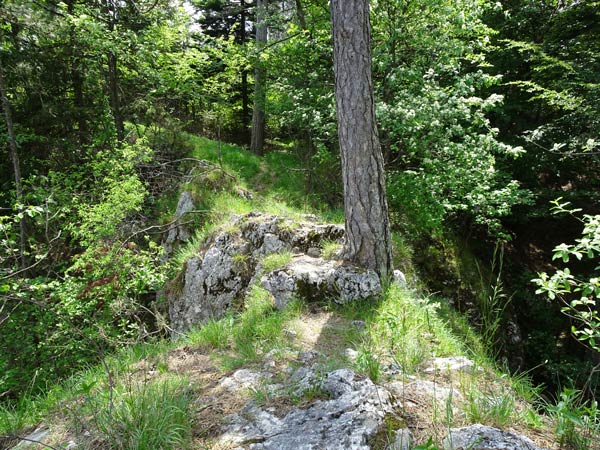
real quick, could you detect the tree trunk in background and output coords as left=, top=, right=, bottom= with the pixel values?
left=240, top=0, right=250, bottom=142
left=0, top=58, right=26, bottom=269
left=295, top=0, right=307, bottom=30
left=250, top=0, right=267, bottom=155
left=67, top=0, right=87, bottom=143
left=107, top=51, right=124, bottom=142
left=106, top=0, right=123, bottom=142
left=330, top=0, right=393, bottom=279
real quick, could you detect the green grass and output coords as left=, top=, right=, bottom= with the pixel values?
left=261, top=250, right=293, bottom=272
left=84, top=377, right=194, bottom=450
left=368, top=285, right=466, bottom=374
left=463, top=384, right=518, bottom=428
left=0, top=338, right=175, bottom=438
left=186, top=134, right=310, bottom=208
left=321, top=240, right=342, bottom=259
left=187, top=284, right=302, bottom=370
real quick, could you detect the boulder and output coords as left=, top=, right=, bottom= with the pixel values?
left=261, top=255, right=382, bottom=309
left=167, top=213, right=383, bottom=334
left=168, top=231, right=254, bottom=334
left=443, top=424, right=546, bottom=450
left=220, top=369, right=392, bottom=450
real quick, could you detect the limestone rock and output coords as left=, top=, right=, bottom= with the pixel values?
left=162, top=190, right=195, bottom=259
left=424, top=356, right=476, bottom=374
left=219, top=369, right=269, bottom=392
left=166, top=213, right=344, bottom=334
left=12, top=427, right=50, bottom=449
left=443, top=424, right=546, bottom=450
left=393, top=269, right=407, bottom=287
left=220, top=369, right=392, bottom=450
left=168, top=231, right=253, bottom=334
left=389, top=428, right=413, bottom=450
left=332, top=265, right=382, bottom=303
left=261, top=255, right=382, bottom=309
left=386, top=380, right=461, bottom=407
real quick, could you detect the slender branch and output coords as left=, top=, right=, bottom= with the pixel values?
left=254, top=31, right=303, bottom=54
left=119, top=212, right=209, bottom=248
left=0, top=231, right=62, bottom=281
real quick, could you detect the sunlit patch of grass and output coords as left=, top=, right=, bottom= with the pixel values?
left=186, top=284, right=301, bottom=370
left=261, top=251, right=293, bottom=273
left=353, top=285, right=467, bottom=374
left=321, top=240, right=342, bottom=260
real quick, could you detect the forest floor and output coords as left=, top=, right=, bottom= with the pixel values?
left=31, top=299, right=558, bottom=449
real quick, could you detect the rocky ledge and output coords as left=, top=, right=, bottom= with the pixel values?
left=165, top=212, right=389, bottom=334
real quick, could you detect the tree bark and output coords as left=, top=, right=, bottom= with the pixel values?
left=107, top=51, right=124, bottom=142
left=330, top=0, right=393, bottom=278
left=67, top=0, right=88, bottom=144
left=295, top=0, right=307, bottom=30
left=106, top=0, right=124, bottom=142
left=240, top=0, right=250, bottom=141
left=0, top=57, right=27, bottom=269
left=250, top=0, right=267, bottom=155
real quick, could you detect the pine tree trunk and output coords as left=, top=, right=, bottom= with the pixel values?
left=330, top=0, right=393, bottom=278
left=250, top=0, right=267, bottom=155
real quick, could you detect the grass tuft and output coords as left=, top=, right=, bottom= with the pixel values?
left=321, top=240, right=342, bottom=260
left=85, top=377, right=194, bottom=450
left=261, top=251, right=293, bottom=273
left=367, top=285, right=465, bottom=374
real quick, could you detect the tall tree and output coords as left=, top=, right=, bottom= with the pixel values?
left=330, top=0, right=392, bottom=278
left=250, top=0, right=267, bottom=154
left=0, top=56, right=26, bottom=269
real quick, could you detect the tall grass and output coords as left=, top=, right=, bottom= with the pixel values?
left=87, top=377, right=194, bottom=450
left=368, top=285, right=465, bottom=374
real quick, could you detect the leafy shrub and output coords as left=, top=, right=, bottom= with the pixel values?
left=534, top=203, right=600, bottom=353
left=547, top=388, right=600, bottom=450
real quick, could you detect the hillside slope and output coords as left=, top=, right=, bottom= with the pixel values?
left=1, top=136, right=568, bottom=449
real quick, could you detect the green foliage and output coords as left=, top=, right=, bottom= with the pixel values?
left=485, top=1, right=600, bottom=206
left=261, top=251, right=293, bottom=273
left=1, top=136, right=167, bottom=399
left=372, top=0, right=530, bottom=237
left=547, top=388, right=600, bottom=450
left=534, top=200, right=600, bottom=353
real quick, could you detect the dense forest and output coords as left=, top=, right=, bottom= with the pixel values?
left=1, top=0, right=600, bottom=448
